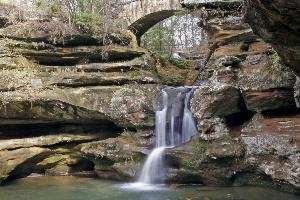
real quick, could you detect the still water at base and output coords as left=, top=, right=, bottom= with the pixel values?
left=0, top=176, right=299, bottom=200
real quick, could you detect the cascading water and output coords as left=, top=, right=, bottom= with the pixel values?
left=181, top=90, right=198, bottom=143
left=137, top=91, right=168, bottom=184
left=137, top=87, right=198, bottom=186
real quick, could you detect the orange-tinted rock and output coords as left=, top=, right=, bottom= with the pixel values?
left=241, top=115, right=300, bottom=187
left=242, top=115, right=300, bottom=153
left=242, top=90, right=296, bottom=112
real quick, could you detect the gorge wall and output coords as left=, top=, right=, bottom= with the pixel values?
left=164, top=0, right=300, bottom=193
left=0, top=0, right=299, bottom=194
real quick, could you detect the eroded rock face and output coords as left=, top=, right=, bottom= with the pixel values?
left=0, top=6, right=162, bottom=184
left=0, top=147, right=51, bottom=182
left=167, top=114, right=300, bottom=193
left=0, top=0, right=299, bottom=192
left=244, top=0, right=300, bottom=74
left=169, top=1, right=300, bottom=193
left=244, top=0, right=300, bottom=107
left=241, top=115, right=300, bottom=189
left=294, top=76, right=300, bottom=107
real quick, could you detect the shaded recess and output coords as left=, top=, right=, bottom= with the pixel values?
left=0, top=122, right=123, bottom=139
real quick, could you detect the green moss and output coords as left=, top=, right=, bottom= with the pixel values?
left=93, top=159, right=114, bottom=171
left=121, top=131, right=138, bottom=141
left=38, top=154, right=68, bottom=166
left=181, top=139, right=207, bottom=169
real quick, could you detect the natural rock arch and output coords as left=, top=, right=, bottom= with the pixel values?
left=128, top=10, right=179, bottom=39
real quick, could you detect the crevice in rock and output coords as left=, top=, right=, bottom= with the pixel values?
left=225, top=110, right=254, bottom=127
left=225, top=93, right=255, bottom=128
left=262, top=108, right=300, bottom=118
left=0, top=122, right=123, bottom=139
left=231, top=169, right=275, bottom=187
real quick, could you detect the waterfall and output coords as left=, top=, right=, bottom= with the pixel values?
left=137, top=87, right=198, bottom=185
left=138, top=90, right=168, bottom=184
left=181, top=90, right=198, bottom=143
left=155, top=90, right=168, bottom=147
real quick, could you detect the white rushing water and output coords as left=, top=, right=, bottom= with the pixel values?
left=134, top=87, right=198, bottom=188
left=137, top=147, right=166, bottom=184
left=181, top=90, right=198, bottom=143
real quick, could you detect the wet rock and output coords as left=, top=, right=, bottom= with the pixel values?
left=167, top=135, right=245, bottom=185
left=79, top=136, right=147, bottom=180
left=112, top=162, right=140, bottom=179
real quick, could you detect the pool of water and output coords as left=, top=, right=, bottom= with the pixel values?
left=0, top=176, right=299, bottom=200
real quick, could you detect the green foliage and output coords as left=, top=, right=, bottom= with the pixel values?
left=142, top=21, right=175, bottom=56
left=268, top=47, right=281, bottom=64
left=158, top=54, right=188, bottom=69
left=33, top=0, right=121, bottom=34
left=141, top=12, right=203, bottom=58
left=170, top=57, right=188, bottom=69
left=74, top=12, right=101, bottom=33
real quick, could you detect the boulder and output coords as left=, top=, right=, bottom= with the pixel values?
left=191, top=84, right=242, bottom=119
left=0, top=147, right=51, bottom=183
left=79, top=135, right=148, bottom=180
left=167, top=135, right=245, bottom=185
left=38, top=154, right=95, bottom=176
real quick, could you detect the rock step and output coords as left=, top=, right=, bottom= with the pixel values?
left=12, top=45, right=146, bottom=66
left=0, top=84, right=159, bottom=128
left=0, top=134, right=99, bottom=151
left=41, top=56, right=152, bottom=73
left=44, top=70, right=159, bottom=87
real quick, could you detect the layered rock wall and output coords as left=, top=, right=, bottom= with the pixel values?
left=166, top=1, right=300, bottom=193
